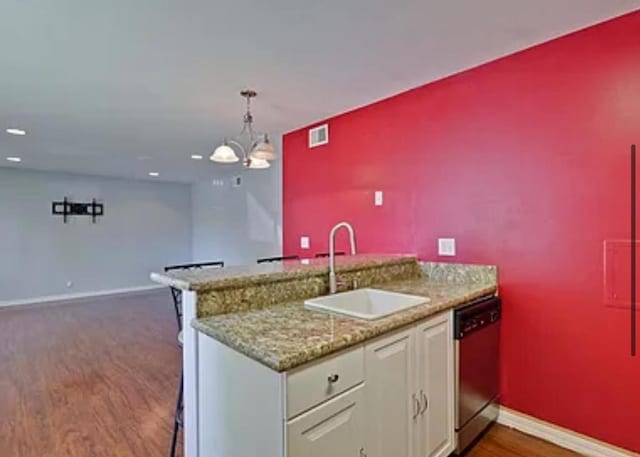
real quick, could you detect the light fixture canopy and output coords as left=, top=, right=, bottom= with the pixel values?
left=208, top=90, right=277, bottom=169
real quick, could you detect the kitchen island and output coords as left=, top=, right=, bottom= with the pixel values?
left=151, top=254, right=497, bottom=457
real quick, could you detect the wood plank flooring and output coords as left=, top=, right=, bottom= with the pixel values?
left=0, top=291, right=182, bottom=457
left=1, top=291, right=581, bottom=457
left=467, top=425, right=582, bottom=457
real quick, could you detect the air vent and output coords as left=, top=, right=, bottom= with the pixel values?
left=308, top=124, right=329, bottom=148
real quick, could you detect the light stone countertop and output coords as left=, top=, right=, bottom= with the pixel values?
left=192, top=275, right=497, bottom=372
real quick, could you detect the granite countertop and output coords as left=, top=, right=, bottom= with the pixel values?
left=192, top=276, right=497, bottom=372
left=151, top=254, right=415, bottom=292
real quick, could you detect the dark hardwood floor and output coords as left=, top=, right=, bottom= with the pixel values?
left=1, top=291, right=580, bottom=457
left=467, top=425, right=582, bottom=457
left=0, top=290, right=182, bottom=457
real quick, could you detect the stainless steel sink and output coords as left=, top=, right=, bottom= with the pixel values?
left=304, top=288, right=430, bottom=320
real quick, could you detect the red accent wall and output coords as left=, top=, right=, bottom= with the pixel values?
left=283, top=11, right=640, bottom=452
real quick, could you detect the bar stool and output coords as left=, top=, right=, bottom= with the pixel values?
left=165, top=261, right=224, bottom=457
left=256, top=255, right=300, bottom=264
left=169, top=331, right=184, bottom=457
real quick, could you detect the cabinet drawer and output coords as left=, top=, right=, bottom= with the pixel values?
left=287, top=384, right=365, bottom=456
left=286, top=345, right=364, bottom=419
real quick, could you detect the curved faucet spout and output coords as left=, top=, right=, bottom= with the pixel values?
left=329, top=222, right=357, bottom=294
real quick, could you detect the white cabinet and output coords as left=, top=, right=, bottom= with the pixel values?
left=365, top=328, right=416, bottom=457
left=288, top=385, right=366, bottom=457
left=195, top=310, right=454, bottom=457
left=416, top=314, right=454, bottom=457
left=364, top=312, right=454, bottom=457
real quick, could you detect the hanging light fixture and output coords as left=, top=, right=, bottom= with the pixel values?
left=210, top=90, right=276, bottom=169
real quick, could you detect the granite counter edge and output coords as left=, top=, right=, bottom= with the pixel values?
left=152, top=255, right=418, bottom=292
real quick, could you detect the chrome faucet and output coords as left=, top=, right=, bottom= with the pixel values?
left=329, top=222, right=357, bottom=294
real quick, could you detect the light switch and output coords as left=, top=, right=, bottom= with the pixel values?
left=438, top=238, right=456, bottom=256
left=300, top=236, right=310, bottom=249
left=374, top=191, right=383, bottom=206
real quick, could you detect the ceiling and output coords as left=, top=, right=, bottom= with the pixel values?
left=1, top=0, right=639, bottom=183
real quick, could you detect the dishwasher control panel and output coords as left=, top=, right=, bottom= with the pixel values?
left=454, top=296, right=501, bottom=339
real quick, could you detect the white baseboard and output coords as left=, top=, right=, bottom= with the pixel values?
left=0, top=284, right=166, bottom=308
left=498, top=406, right=638, bottom=457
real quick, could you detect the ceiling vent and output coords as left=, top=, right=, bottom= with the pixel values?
left=308, top=124, right=329, bottom=148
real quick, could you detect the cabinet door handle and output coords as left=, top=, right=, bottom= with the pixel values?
left=412, top=393, right=421, bottom=419
left=327, top=374, right=339, bottom=383
left=359, top=447, right=368, bottom=457
left=420, top=390, right=429, bottom=415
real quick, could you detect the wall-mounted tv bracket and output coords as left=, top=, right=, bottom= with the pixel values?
left=51, top=197, right=104, bottom=223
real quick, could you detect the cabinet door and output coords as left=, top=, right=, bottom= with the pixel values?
left=365, top=328, right=417, bottom=457
left=287, top=385, right=365, bottom=457
left=415, top=312, right=454, bottom=457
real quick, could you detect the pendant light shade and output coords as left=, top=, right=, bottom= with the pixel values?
left=210, top=143, right=239, bottom=163
left=246, top=157, right=270, bottom=169
left=251, top=134, right=277, bottom=161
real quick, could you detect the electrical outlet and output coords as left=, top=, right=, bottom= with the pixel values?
left=374, top=191, right=383, bottom=206
left=300, top=236, right=310, bottom=249
left=438, top=238, right=456, bottom=256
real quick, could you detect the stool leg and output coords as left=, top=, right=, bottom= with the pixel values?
left=169, top=374, right=184, bottom=457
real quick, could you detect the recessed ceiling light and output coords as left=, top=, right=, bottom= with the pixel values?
left=6, top=128, right=26, bottom=136
left=148, top=172, right=159, bottom=177
left=6, top=157, right=22, bottom=163
left=191, top=154, right=203, bottom=160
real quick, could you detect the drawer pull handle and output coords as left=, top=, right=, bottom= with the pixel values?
left=327, top=374, right=340, bottom=383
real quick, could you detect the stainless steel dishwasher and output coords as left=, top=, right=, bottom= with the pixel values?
left=454, top=295, right=501, bottom=454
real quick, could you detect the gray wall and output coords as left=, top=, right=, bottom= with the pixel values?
left=0, top=168, right=192, bottom=302
left=191, top=159, right=282, bottom=266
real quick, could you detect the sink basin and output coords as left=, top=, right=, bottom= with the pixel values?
left=304, top=288, right=430, bottom=320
